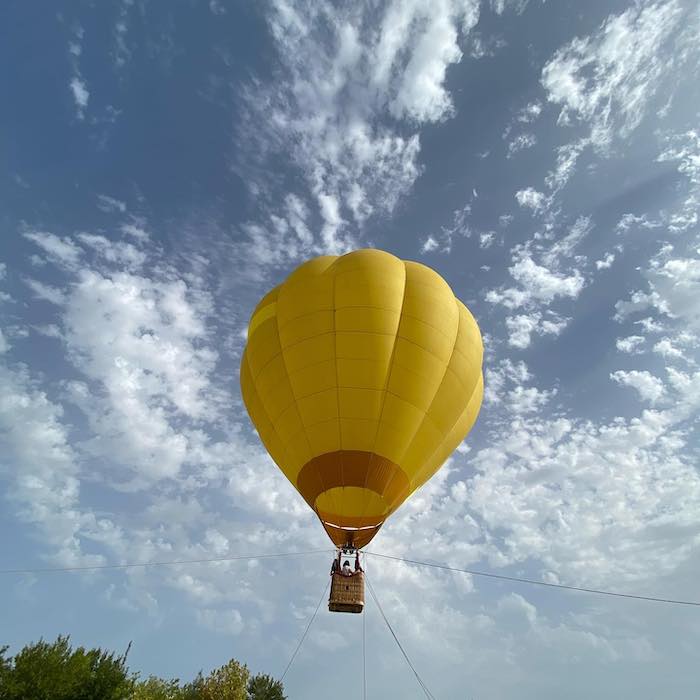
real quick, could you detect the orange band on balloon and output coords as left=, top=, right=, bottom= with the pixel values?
left=296, top=450, right=410, bottom=512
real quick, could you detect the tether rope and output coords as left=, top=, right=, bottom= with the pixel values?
left=365, top=551, right=700, bottom=607
left=280, top=577, right=330, bottom=683
left=366, top=575, right=437, bottom=700
left=362, top=554, right=367, bottom=700
left=0, top=550, right=332, bottom=576
left=3, top=547, right=699, bottom=608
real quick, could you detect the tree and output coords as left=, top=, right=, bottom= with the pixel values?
left=133, top=676, right=185, bottom=700
left=0, top=647, right=11, bottom=690
left=180, top=672, right=205, bottom=700
left=0, top=637, right=285, bottom=700
left=199, top=659, right=249, bottom=700
left=0, top=636, right=133, bottom=700
left=247, top=673, right=286, bottom=700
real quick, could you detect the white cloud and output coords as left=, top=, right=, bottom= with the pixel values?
left=487, top=254, right=585, bottom=309
left=486, top=215, right=588, bottom=347
left=506, top=314, right=540, bottom=349
left=659, top=128, right=700, bottom=185
left=517, top=101, right=542, bottom=123
left=419, top=201, right=473, bottom=255
left=541, top=0, right=696, bottom=150
left=542, top=216, right=592, bottom=266
left=490, top=0, right=530, bottom=15
left=196, top=608, right=244, bottom=635
left=238, top=0, right=481, bottom=265
left=23, top=230, right=219, bottom=487
left=0, top=363, right=106, bottom=567
left=68, top=25, right=90, bottom=120
left=610, top=370, right=665, bottom=404
left=24, top=278, right=66, bottom=305
left=616, top=335, right=645, bottom=354
left=33, top=324, right=63, bottom=339
left=595, top=253, right=615, bottom=270
left=8, top=227, right=330, bottom=632
left=653, top=336, right=695, bottom=362
left=69, top=77, right=89, bottom=119
left=466, top=365, right=700, bottom=587
left=507, top=384, right=556, bottom=414
left=23, top=230, right=81, bottom=269
left=97, top=194, right=127, bottom=214
left=76, top=233, right=147, bottom=268
left=636, top=316, right=664, bottom=333
left=544, top=138, right=589, bottom=191
left=317, top=192, right=345, bottom=252
left=616, top=247, right=700, bottom=329
left=616, top=212, right=661, bottom=233
left=499, top=214, right=513, bottom=228
left=62, top=270, right=217, bottom=483
left=120, top=222, right=150, bottom=241
left=374, top=1, right=480, bottom=123
left=467, top=32, right=507, bottom=59
left=507, top=133, right=537, bottom=157
left=505, top=312, right=568, bottom=349
left=484, top=358, right=531, bottom=405
left=657, top=129, right=700, bottom=233
left=615, top=290, right=660, bottom=321
left=421, top=235, right=440, bottom=253
left=0, top=330, right=8, bottom=354
left=209, top=0, right=226, bottom=15
left=479, top=232, right=495, bottom=249
left=515, top=187, right=547, bottom=212
left=114, top=0, right=134, bottom=68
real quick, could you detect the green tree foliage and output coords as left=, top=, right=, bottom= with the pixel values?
left=199, top=659, right=249, bottom=700
left=247, top=673, right=286, bottom=700
left=1, top=636, right=285, bottom=700
left=0, top=647, right=11, bottom=688
left=0, top=636, right=133, bottom=700
left=180, top=672, right=205, bottom=700
left=132, top=676, right=185, bottom=700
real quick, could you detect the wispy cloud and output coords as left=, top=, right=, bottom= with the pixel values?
left=611, top=369, right=666, bottom=404
left=507, top=132, right=537, bottom=157
left=515, top=187, right=548, bottom=212
left=486, top=254, right=584, bottom=310
left=542, top=0, right=698, bottom=151
left=97, top=194, right=127, bottom=213
left=69, top=77, right=89, bottom=117
left=616, top=246, right=700, bottom=330
left=68, top=25, right=89, bottom=119
left=237, top=0, right=481, bottom=267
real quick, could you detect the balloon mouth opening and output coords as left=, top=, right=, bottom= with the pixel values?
left=322, top=521, right=384, bottom=531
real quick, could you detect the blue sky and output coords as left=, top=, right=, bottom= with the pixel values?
left=1, top=1, right=700, bottom=697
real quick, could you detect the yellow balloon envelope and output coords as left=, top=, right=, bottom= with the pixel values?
left=240, top=249, right=483, bottom=548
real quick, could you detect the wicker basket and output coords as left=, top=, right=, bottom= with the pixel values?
left=329, top=571, right=365, bottom=613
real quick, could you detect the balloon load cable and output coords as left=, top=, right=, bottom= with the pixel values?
left=366, top=574, right=437, bottom=700
left=280, top=577, right=330, bottom=683
left=365, top=551, right=700, bottom=608
left=3, top=547, right=699, bottom=607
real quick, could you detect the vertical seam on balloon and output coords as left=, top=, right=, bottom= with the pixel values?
left=271, top=287, right=318, bottom=504
left=330, top=259, right=344, bottom=526
left=413, top=372, right=483, bottom=493
left=242, top=347, right=291, bottom=474
left=410, top=311, right=482, bottom=491
left=358, top=260, right=408, bottom=530
left=396, top=292, right=462, bottom=497
left=289, top=255, right=340, bottom=532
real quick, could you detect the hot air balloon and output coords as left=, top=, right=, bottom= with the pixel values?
left=240, top=249, right=483, bottom=612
